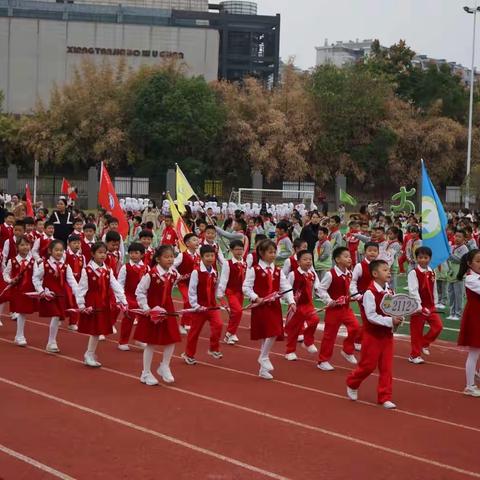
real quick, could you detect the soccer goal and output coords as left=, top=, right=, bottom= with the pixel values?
left=237, top=188, right=316, bottom=208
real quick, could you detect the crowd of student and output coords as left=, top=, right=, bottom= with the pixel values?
left=1, top=198, right=480, bottom=410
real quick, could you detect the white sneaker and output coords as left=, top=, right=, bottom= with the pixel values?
left=68, top=324, right=78, bottom=331
left=207, top=350, right=223, bottom=360
left=118, top=344, right=130, bottom=351
left=452, top=315, right=460, bottom=321
left=346, top=386, right=358, bottom=401
left=285, top=352, right=298, bottom=361
left=382, top=401, right=397, bottom=409
left=14, top=336, right=27, bottom=347
left=297, top=335, right=304, bottom=343
left=230, top=334, right=239, bottom=343
left=181, top=353, right=197, bottom=365
left=354, top=343, right=362, bottom=352
left=135, top=341, right=147, bottom=349
left=435, top=303, right=446, bottom=310
left=179, top=326, right=188, bottom=335
left=464, top=386, right=480, bottom=397
left=341, top=350, right=358, bottom=365
left=258, top=357, right=274, bottom=371
left=157, top=364, right=175, bottom=384
left=99, top=335, right=106, bottom=341
left=422, top=347, right=431, bottom=356
left=446, top=315, right=459, bottom=321
left=317, top=361, right=334, bottom=371
left=84, top=353, right=101, bottom=368
left=408, top=356, right=425, bottom=364
left=46, top=342, right=60, bottom=353
left=11, top=313, right=18, bottom=321
left=112, top=326, right=117, bottom=334
left=301, top=343, right=318, bottom=354
left=224, top=333, right=236, bottom=345
left=140, top=371, right=159, bottom=386
left=259, top=368, right=273, bottom=380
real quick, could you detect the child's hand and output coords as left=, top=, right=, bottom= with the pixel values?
left=327, top=300, right=337, bottom=308
left=254, top=297, right=263, bottom=304
left=392, top=317, right=403, bottom=327
left=288, top=303, right=297, bottom=314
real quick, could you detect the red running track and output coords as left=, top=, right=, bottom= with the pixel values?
left=0, top=312, right=479, bottom=480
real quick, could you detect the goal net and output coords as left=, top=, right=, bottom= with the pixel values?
left=237, top=188, right=316, bottom=209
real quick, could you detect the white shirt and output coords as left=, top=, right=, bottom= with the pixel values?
left=3, top=254, right=33, bottom=284
left=350, top=260, right=370, bottom=299
left=465, top=272, right=480, bottom=295
left=318, top=266, right=349, bottom=304
left=287, top=267, right=321, bottom=298
left=76, top=260, right=126, bottom=308
left=242, top=259, right=295, bottom=304
left=135, top=265, right=177, bottom=311
left=32, top=233, right=53, bottom=262
left=246, top=252, right=254, bottom=269
left=200, top=240, right=226, bottom=266
left=188, top=262, right=217, bottom=309
left=362, top=282, right=394, bottom=328
left=102, top=232, right=125, bottom=259
left=32, top=256, right=79, bottom=296
left=173, top=250, right=198, bottom=269
left=117, top=260, right=145, bottom=289
left=217, top=257, right=245, bottom=298
left=407, top=266, right=438, bottom=309
left=281, top=255, right=296, bottom=277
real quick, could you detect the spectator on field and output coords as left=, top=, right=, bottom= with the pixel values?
left=142, top=200, right=161, bottom=230
left=49, top=197, right=74, bottom=244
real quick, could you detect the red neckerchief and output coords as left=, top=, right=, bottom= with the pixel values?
left=276, top=234, right=289, bottom=246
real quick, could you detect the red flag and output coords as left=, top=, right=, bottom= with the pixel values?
left=98, top=162, right=128, bottom=238
left=61, top=177, right=78, bottom=200
left=25, top=184, right=34, bottom=217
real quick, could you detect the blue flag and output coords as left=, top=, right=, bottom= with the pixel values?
left=421, top=159, right=450, bottom=269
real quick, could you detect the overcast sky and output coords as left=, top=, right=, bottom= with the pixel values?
left=255, top=0, right=480, bottom=70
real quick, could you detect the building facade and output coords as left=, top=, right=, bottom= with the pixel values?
left=0, top=0, right=280, bottom=113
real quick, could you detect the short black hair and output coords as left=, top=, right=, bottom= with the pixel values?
left=318, top=227, right=329, bottom=235
left=44, top=220, right=54, bottom=228
left=128, top=242, right=145, bottom=254
left=230, top=240, right=244, bottom=250
left=139, top=229, right=154, bottom=239
left=297, top=250, right=312, bottom=260
left=415, top=246, right=432, bottom=258
left=184, top=233, right=198, bottom=244
left=330, top=215, right=341, bottom=224
left=332, top=246, right=349, bottom=260
left=83, top=223, right=96, bottom=231
left=14, top=220, right=25, bottom=228
left=67, top=234, right=81, bottom=243
left=145, top=221, right=154, bottom=229
left=293, top=238, right=307, bottom=250
left=254, top=234, right=267, bottom=244
left=276, top=221, right=289, bottom=231
left=105, top=230, right=121, bottom=243
left=107, top=217, right=119, bottom=225
left=364, top=242, right=379, bottom=251
left=205, top=225, right=216, bottom=232
left=369, top=259, right=388, bottom=274
left=199, top=244, right=216, bottom=257
left=5, top=212, right=14, bottom=218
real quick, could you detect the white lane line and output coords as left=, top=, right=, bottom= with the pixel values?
left=0, top=443, right=76, bottom=480
left=1, top=370, right=479, bottom=479
left=0, top=377, right=290, bottom=480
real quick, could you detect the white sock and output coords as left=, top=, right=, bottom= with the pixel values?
left=143, top=345, right=154, bottom=374
left=161, top=344, right=175, bottom=368
left=87, top=335, right=99, bottom=355
left=16, top=314, right=26, bottom=339
left=260, top=337, right=276, bottom=360
left=48, top=317, right=60, bottom=344
left=466, top=348, right=480, bottom=387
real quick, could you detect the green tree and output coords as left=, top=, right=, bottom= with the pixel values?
left=0, top=91, right=23, bottom=167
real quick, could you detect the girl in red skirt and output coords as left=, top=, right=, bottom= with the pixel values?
left=135, top=245, right=181, bottom=386
left=76, top=242, right=127, bottom=367
left=33, top=240, right=79, bottom=353
left=3, top=236, right=37, bottom=346
left=243, top=239, right=296, bottom=380
left=457, top=249, right=480, bottom=397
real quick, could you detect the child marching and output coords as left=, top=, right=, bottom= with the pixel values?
left=135, top=245, right=181, bottom=385
left=65, top=234, right=85, bottom=331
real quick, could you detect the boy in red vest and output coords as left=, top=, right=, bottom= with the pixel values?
left=0, top=212, right=15, bottom=249
left=285, top=250, right=321, bottom=360
left=282, top=238, right=308, bottom=277
left=117, top=242, right=148, bottom=351
left=32, top=221, right=55, bottom=262
left=344, top=220, right=360, bottom=265
left=201, top=225, right=225, bottom=267
left=161, top=215, right=178, bottom=246
left=24, top=217, right=36, bottom=246
left=182, top=244, right=223, bottom=364
left=407, top=246, right=443, bottom=364
left=350, top=241, right=379, bottom=351
left=346, top=260, right=402, bottom=409
left=81, top=223, right=97, bottom=263
left=174, top=233, right=200, bottom=334
left=72, top=217, right=84, bottom=237
left=139, top=230, right=154, bottom=266
left=104, top=230, right=122, bottom=277
left=317, top=246, right=360, bottom=371
left=217, top=240, right=246, bottom=345
left=65, top=234, right=85, bottom=331
left=246, top=234, right=267, bottom=268
left=2, top=220, right=25, bottom=269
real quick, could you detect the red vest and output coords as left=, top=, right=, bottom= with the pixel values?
left=38, top=236, right=53, bottom=260
left=195, top=268, right=217, bottom=308
left=252, top=264, right=280, bottom=297
left=364, top=283, right=394, bottom=338
left=42, top=260, right=69, bottom=295
left=65, top=251, right=85, bottom=282
left=124, top=263, right=148, bottom=305
left=226, top=259, right=246, bottom=294
left=105, top=251, right=120, bottom=276
left=357, top=260, right=372, bottom=293
left=177, top=251, right=200, bottom=279
left=147, top=268, right=177, bottom=311
left=288, top=254, right=299, bottom=273
left=250, top=251, right=259, bottom=267
left=10, top=257, right=35, bottom=293
left=162, top=226, right=177, bottom=245
left=414, top=268, right=435, bottom=309
left=26, top=232, right=36, bottom=246
left=292, top=269, right=315, bottom=307
left=84, top=266, right=111, bottom=310
left=327, top=268, right=351, bottom=303
left=81, top=239, right=95, bottom=263
left=6, top=237, right=17, bottom=262
left=143, top=247, right=154, bottom=267
left=0, top=224, right=13, bottom=248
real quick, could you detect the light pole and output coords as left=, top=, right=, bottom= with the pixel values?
left=464, top=5, right=480, bottom=209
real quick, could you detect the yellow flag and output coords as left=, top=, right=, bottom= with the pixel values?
left=176, top=164, right=196, bottom=214
left=167, top=193, right=190, bottom=252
